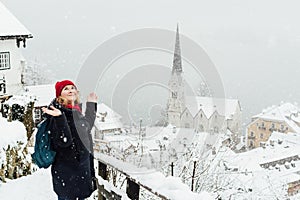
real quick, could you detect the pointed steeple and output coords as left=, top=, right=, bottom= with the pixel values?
left=172, top=24, right=182, bottom=74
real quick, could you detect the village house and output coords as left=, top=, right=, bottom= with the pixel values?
left=166, top=26, right=242, bottom=141
left=0, top=2, right=32, bottom=99
left=94, top=103, right=124, bottom=139
left=222, top=131, right=300, bottom=198
left=246, top=102, right=300, bottom=149
left=23, top=84, right=55, bottom=125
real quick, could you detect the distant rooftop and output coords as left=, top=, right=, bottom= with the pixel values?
left=185, top=96, right=240, bottom=119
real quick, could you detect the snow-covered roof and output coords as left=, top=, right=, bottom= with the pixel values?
left=185, top=96, right=240, bottom=119
left=24, top=84, right=55, bottom=107
left=252, top=102, right=300, bottom=132
left=5, top=93, right=35, bottom=107
left=94, top=103, right=123, bottom=131
left=226, top=131, right=300, bottom=172
left=0, top=2, right=32, bottom=38
left=253, top=102, right=299, bottom=121
left=269, top=131, right=300, bottom=145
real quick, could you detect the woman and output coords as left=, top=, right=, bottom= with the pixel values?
left=42, top=80, right=98, bottom=200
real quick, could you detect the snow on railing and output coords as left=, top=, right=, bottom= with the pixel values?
left=94, top=152, right=213, bottom=200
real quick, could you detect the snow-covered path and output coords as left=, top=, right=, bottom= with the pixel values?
left=0, top=169, right=97, bottom=200
left=0, top=169, right=56, bottom=200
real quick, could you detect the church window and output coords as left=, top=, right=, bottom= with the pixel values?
left=172, top=92, right=177, bottom=98
left=0, top=52, right=10, bottom=70
left=186, top=112, right=188, bottom=117
left=214, top=126, right=219, bottom=133
left=200, top=113, right=203, bottom=118
left=260, top=133, right=263, bottom=139
left=199, top=125, right=204, bottom=132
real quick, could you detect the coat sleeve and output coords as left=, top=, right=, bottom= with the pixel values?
left=85, top=102, right=97, bottom=132
left=51, top=114, right=73, bottom=148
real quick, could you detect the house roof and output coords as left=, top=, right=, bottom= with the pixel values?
left=94, top=103, right=123, bottom=131
left=24, top=84, right=55, bottom=107
left=185, top=96, right=240, bottom=119
left=251, top=102, right=300, bottom=132
left=0, top=2, right=32, bottom=38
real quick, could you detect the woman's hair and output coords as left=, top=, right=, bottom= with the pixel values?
left=56, top=91, right=80, bottom=106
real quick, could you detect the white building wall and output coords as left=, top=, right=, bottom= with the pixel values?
left=180, top=108, right=193, bottom=128
left=194, top=109, right=209, bottom=132
left=167, top=73, right=185, bottom=127
left=227, top=105, right=242, bottom=136
left=0, top=39, right=24, bottom=95
left=209, top=111, right=226, bottom=133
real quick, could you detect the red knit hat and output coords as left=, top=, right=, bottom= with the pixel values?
left=55, top=80, right=76, bottom=97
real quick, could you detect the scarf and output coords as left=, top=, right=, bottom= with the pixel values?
left=66, top=104, right=82, bottom=113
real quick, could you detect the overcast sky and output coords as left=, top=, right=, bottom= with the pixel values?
left=2, top=0, right=300, bottom=126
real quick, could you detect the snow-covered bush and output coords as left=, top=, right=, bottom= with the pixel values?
left=0, top=117, right=32, bottom=183
left=4, top=95, right=35, bottom=141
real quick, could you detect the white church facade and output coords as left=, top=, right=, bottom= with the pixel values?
left=166, top=26, right=242, bottom=139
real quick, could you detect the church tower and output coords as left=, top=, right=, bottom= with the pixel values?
left=167, top=25, right=185, bottom=127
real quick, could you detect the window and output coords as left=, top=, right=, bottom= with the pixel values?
left=250, top=141, right=254, bottom=147
left=199, top=125, right=204, bottom=132
left=260, top=133, right=264, bottom=139
left=271, top=123, right=275, bottom=128
left=251, top=132, right=254, bottom=137
left=214, top=126, right=219, bottom=133
left=200, top=113, right=203, bottom=118
left=186, top=112, right=188, bottom=117
left=34, top=108, right=41, bottom=121
left=172, top=92, right=177, bottom=98
left=262, top=122, right=264, bottom=127
left=0, top=52, right=10, bottom=70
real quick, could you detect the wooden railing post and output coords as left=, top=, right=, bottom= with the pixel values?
left=126, top=178, right=140, bottom=200
left=98, top=161, right=107, bottom=200
left=191, top=161, right=196, bottom=191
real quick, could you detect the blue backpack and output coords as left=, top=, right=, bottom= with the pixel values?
left=31, top=118, right=56, bottom=168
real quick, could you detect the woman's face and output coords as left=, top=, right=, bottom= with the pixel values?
left=60, top=85, right=78, bottom=104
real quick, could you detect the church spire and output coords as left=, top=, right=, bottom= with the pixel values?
left=172, top=24, right=182, bottom=74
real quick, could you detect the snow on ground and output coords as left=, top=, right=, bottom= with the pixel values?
left=0, top=169, right=56, bottom=200
left=0, top=116, right=27, bottom=149
left=0, top=168, right=98, bottom=200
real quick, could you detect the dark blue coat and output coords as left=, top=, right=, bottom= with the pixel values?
left=48, top=100, right=97, bottom=199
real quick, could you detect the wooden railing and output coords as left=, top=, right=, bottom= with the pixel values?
left=95, top=153, right=170, bottom=200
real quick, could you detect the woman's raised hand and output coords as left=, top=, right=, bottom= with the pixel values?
left=87, top=92, right=98, bottom=103
left=42, top=106, right=62, bottom=116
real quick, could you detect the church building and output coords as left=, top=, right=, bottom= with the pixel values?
left=166, top=26, right=242, bottom=140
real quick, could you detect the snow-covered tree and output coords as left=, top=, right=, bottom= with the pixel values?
left=22, top=60, right=54, bottom=86
left=196, top=81, right=212, bottom=97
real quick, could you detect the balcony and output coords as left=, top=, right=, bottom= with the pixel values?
left=248, top=135, right=256, bottom=139
left=258, top=126, right=266, bottom=131
left=269, top=128, right=277, bottom=132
